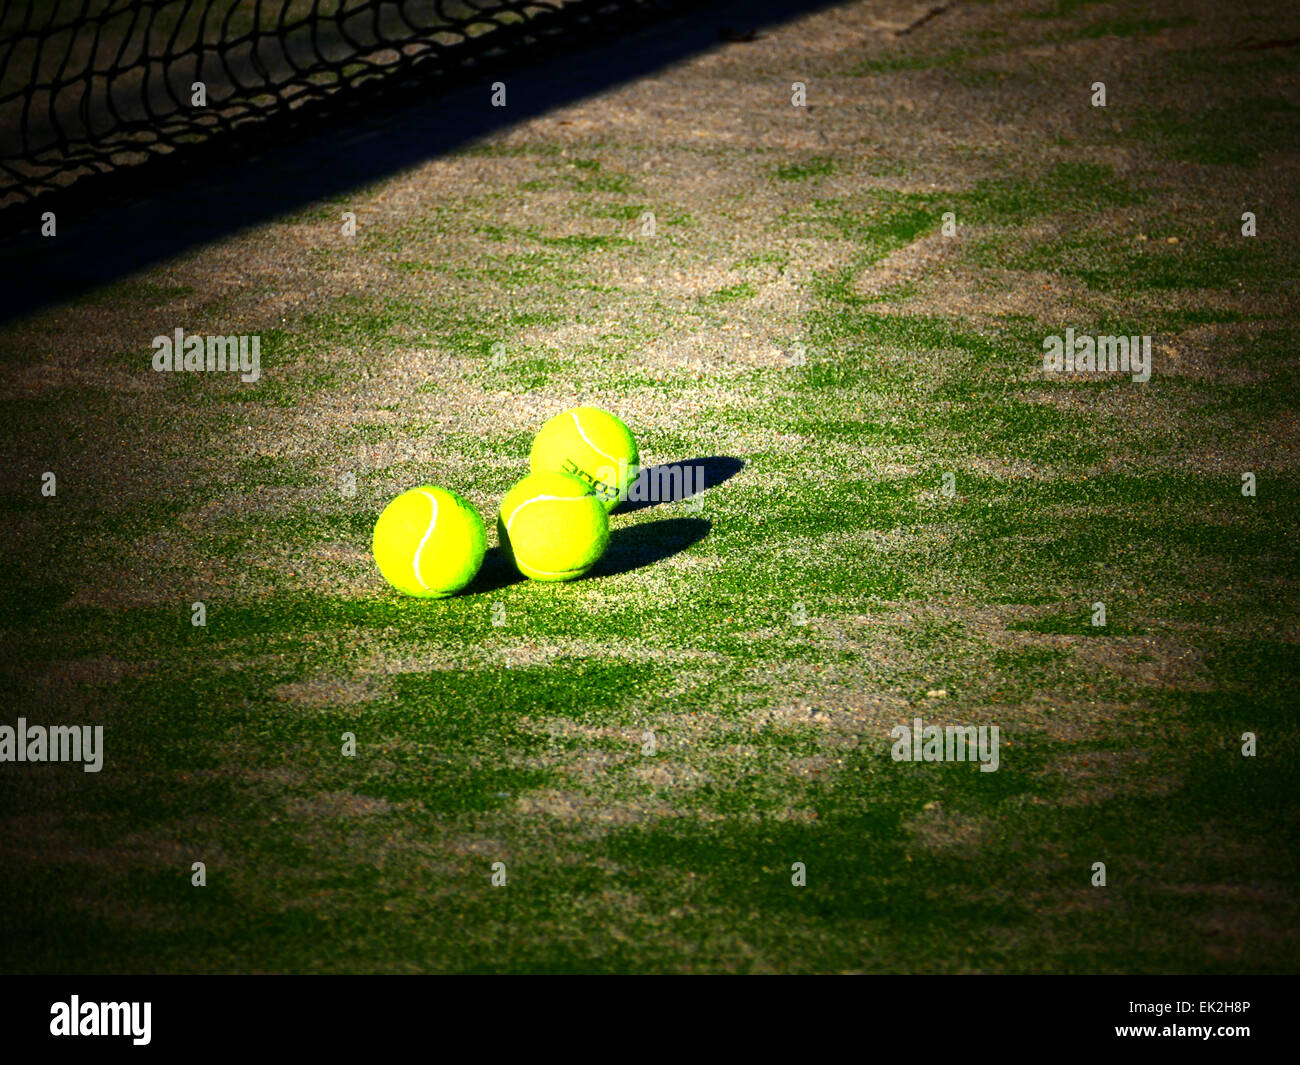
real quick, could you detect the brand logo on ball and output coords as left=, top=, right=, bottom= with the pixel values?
left=561, top=457, right=619, bottom=502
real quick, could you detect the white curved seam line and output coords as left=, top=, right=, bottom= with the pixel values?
left=413, top=490, right=439, bottom=589
left=521, top=562, right=583, bottom=578
left=505, top=493, right=586, bottom=536
left=570, top=409, right=619, bottom=466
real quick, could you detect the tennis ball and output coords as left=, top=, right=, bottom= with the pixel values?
left=497, top=471, right=610, bottom=582
left=372, top=485, right=486, bottom=597
left=529, top=406, right=639, bottom=512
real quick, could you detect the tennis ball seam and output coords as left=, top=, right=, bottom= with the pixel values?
left=570, top=409, right=621, bottom=466
left=503, top=493, right=593, bottom=536
left=412, top=489, right=439, bottom=591
left=497, top=471, right=609, bottom=582
left=517, top=562, right=587, bottom=579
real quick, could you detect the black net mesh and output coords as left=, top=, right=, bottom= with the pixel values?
left=0, top=0, right=674, bottom=214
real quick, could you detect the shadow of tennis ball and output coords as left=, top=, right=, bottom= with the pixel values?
left=587, top=517, right=711, bottom=579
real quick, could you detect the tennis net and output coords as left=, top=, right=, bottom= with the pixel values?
left=0, top=0, right=667, bottom=215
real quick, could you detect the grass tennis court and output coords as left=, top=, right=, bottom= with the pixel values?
left=1, top=0, right=1298, bottom=972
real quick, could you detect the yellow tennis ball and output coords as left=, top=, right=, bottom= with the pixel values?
left=372, top=485, right=486, bottom=597
left=529, top=406, right=639, bottom=512
left=497, top=471, right=610, bottom=582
